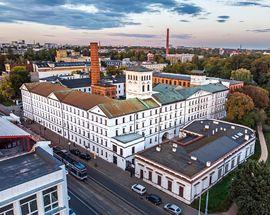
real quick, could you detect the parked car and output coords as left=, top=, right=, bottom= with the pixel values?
left=70, top=149, right=81, bottom=156
left=131, top=184, right=147, bottom=195
left=69, top=208, right=76, bottom=215
left=79, top=152, right=91, bottom=161
left=146, top=194, right=162, bottom=205
left=164, top=203, right=182, bottom=215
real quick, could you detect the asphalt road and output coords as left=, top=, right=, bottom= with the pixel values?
left=67, top=172, right=167, bottom=215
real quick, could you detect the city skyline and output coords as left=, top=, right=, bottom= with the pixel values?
left=0, top=0, right=270, bottom=49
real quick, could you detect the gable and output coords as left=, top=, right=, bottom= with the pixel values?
left=48, top=93, right=60, bottom=101
left=187, top=90, right=211, bottom=99
left=89, top=106, right=107, bottom=117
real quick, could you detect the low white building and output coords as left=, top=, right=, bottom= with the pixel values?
left=141, top=62, right=168, bottom=71
left=0, top=142, right=69, bottom=215
left=20, top=67, right=228, bottom=170
left=135, top=119, right=256, bottom=204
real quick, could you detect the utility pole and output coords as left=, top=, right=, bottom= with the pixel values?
left=205, top=190, right=209, bottom=215
left=198, top=194, right=202, bottom=215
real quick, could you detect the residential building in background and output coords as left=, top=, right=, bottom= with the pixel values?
left=135, top=119, right=255, bottom=204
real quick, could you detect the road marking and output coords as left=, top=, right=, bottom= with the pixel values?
left=85, top=174, right=147, bottom=215
left=68, top=190, right=100, bottom=215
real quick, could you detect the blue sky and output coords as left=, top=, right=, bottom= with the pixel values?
left=0, top=0, right=270, bottom=48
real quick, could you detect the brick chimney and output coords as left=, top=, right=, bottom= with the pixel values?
left=90, top=42, right=100, bottom=85
left=166, top=28, right=169, bottom=55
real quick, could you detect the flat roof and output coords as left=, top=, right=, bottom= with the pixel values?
left=113, top=133, right=143, bottom=144
left=59, top=78, right=91, bottom=88
left=0, top=118, right=30, bottom=138
left=137, top=119, right=255, bottom=178
left=0, top=147, right=62, bottom=192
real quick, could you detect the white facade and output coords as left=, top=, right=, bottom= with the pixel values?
left=135, top=120, right=256, bottom=204
left=126, top=70, right=153, bottom=99
left=0, top=144, right=69, bottom=215
left=141, top=62, right=168, bottom=71
left=21, top=80, right=228, bottom=170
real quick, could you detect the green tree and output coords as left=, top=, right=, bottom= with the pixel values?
left=226, top=92, right=255, bottom=121
left=9, top=66, right=31, bottom=98
left=0, top=76, right=15, bottom=100
left=230, top=68, right=252, bottom=83
left=250, top=56, right=270, bottom=86
left=230, top=160, right=270, bottom=215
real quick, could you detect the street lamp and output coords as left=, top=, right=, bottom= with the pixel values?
left=68, top=142, right=71, bottom=151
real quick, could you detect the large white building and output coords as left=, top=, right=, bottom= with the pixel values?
left=0, top=141, right=69, bottom=215
left=135, top=119, right=256, bottom=204
left=20, top=68, right=229, bottom=170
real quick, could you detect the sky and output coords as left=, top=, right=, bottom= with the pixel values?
left=0, top=0, right=270, bottom=49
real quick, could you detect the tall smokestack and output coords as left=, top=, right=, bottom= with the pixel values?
left=90, top=42, right=100, bottom=86
left=166, top=28, right=169, bottom=55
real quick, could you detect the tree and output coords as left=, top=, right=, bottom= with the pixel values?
left=9, top=66, right=31, bottom=98
left=230, top=160, right=270, bottom=215
left=230, top=68, right=252, bottom=83
left=240, top=85, right=269, bottom=109
left=0, top=76, right=15, bottom=100
left=250, top=56, right=270, bottom=86
left=226, top=92, right=255, bottom=121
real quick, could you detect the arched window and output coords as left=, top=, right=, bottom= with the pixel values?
left=147, top=85, right=150, bottom=91
left=142, top=85, right=145, bottom=92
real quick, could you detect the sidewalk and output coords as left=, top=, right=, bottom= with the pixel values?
left=257, top=123, right=268, bottom=163
left=24, top=121, right=198, bottom=215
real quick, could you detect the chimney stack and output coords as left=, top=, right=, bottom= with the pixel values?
left=166, top=28, right=169, bottom=55
left=90, top=42, right=100, bottom=86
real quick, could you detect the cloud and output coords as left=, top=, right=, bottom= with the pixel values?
left=0, top=0, right=205, bottom=30
left=108, top=33, right=158, bottom=38
left=247, top=28, right=270, bottom=33
left=230, top=1, right=270, bottom=8
left=217, top=15, right=230, bottom=23
left=171, top=34, right=193, bottom=39
left=179, top=19, right=190, bottom=22
left=172, top=3, right=203, bottom=16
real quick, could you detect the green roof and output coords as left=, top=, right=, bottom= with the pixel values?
left=113, top=133, right=144, bottom=144
left=153, top=83, right=228, bottom=105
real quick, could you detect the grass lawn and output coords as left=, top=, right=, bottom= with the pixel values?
left=191, top=139, right=261, bottom=213
left=191, top=172, right=234, bottom=213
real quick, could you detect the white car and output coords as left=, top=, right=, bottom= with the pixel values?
left=164, top=203, right=182, bottom=215
left=131, top=184, right=147, bottom=195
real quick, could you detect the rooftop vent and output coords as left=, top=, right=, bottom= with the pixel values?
left=220, top=127, right=223, bottom=131
left=201, top=121, right=204, bottom=124
left=213, top=121, right=219, bottom=125
left=212, top=130, right=215, bottom=135
left=173, top=143, right=178, bottom=148
left=206, top=161, right=211, bottom=167
left=205, top=125, right=210, bottom=130
left=245, top=129, right=248, bottom=134
left=172, top=147, right=177, bottom=152
left=191, top=156, right=197, bottom=161
left=231, top=126, right=235, bottom=129
left=245, top=135, right=249, bottom=141
left=156, top=146, right=161, bottom=152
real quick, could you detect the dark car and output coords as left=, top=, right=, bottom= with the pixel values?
left=146, top=194, right=162, bottom=205
left=70, top=149, right=81, bottom=156
left=79, top=152, right=91, bottom=161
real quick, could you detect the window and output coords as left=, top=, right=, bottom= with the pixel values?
left=20, top=194, right=38, bottom=215
left=120, top=148, right=123, bottom=156
left=148, top=171, right=152, bottom=181
left=0, top=204, right=14, bottom=215
left=43, top=186, right=58, bottom=213
left=177, top=185, right=184, bottom=198
left=113, top=145, right=117, bottom=153
left=157, top=175, right=162, bottom=186
left=167, top=180, right=172, bottom=191
left=132, top=146, right=135, bottom=154
left=218, top=167, right=222, bottom=179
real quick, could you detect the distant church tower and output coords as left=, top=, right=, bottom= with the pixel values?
left=126, top=66, right=153, bottom=100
